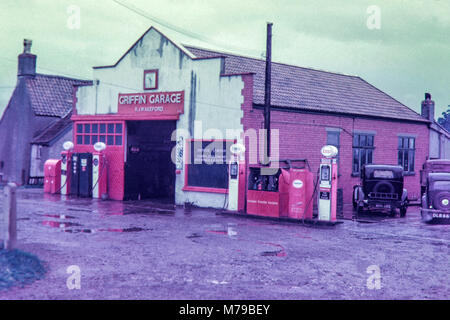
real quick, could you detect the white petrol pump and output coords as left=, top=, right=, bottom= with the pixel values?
left=318, top=145, right=339, bottom=221
left=61, top=141, right=74, bottom=195
left=228, top=143, right=245, bottom=211
left=92, top=142, right=107, bottom=199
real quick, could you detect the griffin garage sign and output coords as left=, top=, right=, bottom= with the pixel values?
left=118, top=91, right=184, bottom=119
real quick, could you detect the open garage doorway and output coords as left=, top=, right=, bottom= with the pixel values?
left=124, top=121, right=176, bottom=202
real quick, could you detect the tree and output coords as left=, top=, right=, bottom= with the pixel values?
left=437, top=106, right=450, bottom=132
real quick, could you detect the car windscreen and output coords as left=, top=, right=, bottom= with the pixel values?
left=432, top=181, right=450, bottom=190
left=373, top=170, right=394, bottom=179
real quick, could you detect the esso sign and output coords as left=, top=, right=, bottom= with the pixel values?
left=292, top=179, right=303, bottom=189
left=321, top=145, right=338, bottom=158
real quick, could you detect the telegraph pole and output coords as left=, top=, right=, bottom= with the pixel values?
left=264, top=22, right=273, bottom=163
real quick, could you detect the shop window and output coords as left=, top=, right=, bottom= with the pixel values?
left=183, top=139, right=233, bottom=193
left=75, top=122, right=123, bottom=147
left=352, top=133, right=374, bottom=175
left=398, top=137, right=415, bottom=174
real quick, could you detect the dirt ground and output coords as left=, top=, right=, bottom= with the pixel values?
left=0, top=188, right=449, bottom=300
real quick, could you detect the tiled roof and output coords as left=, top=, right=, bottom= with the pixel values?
left=185, top=46, right=427, bottom=123
left=31, top=112, right=73, bottom=145
left=25, top=74, right=91, bottom=117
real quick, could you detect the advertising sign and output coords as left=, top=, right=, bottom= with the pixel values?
left=118, top=91, right=184, bottom=119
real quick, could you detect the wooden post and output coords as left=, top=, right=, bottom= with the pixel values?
left=3, top=183, right=17, bottom=250
left=264, top=22, right=273, bottom=163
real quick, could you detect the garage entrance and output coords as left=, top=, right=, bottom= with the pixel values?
left=124, top=121, right=176, bottom=202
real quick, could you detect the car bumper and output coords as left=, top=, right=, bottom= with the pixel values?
left=421, top=208, right=450, bottom=224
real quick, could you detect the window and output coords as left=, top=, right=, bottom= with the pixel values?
left=327, top=131, right=340, bottom=148
left=183, top=139, right=234, bottom=193
left=36, top=146, right=42, bottom=159
left=75, top=122, right=123, bottom=146
left=398, top=137, right=415, bottom=174
left=353, top=133, right=374, bottom=175
left=327, top=130, right=340, bottom=162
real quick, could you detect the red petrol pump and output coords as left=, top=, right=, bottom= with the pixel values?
left=43, top=159, right=61, bottom=194
left=318, top=145, right=339, bottom=222
left=284, top=164, right=314, bottom=220
left=246, top=159, right=313, bottom=220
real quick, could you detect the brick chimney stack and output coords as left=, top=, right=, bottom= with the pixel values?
left=17, top=39, right=36, bottom=77
left=421, top=92, right=435, bottom=122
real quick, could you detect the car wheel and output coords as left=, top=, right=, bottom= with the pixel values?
left=352, top=186, right=359, bottom=209
left=400, top=206, right=407, bottom=217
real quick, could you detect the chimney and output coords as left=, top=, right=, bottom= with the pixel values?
left=17, top=39, right=36, bottom=77
left=421, top=92, right=435, bottom=121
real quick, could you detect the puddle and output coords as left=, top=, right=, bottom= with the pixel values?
left=156, top=210, right=175, bottom=215
left=59, top=227, right=150, bottom=233
left=41, top=220, right=149, bottom=233
left=122, top=209, right=175, bottom=216
left=261, top=250, right=285, bottom=257
left=42, top=221, right=82, bottom=228
left=258, top=241, right=287, bottom=257
left=67, top=208, right=92, bottom=213
left=206, top=230, right=228, bottom=235
left=38, top=214, right=76, bottom=219
left=187, top=233, right=202, bottom=239
left=205, top=223, right=238, bottom=238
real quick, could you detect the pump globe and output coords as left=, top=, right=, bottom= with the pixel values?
left=94, top=142, right=107, bottom=152
left=62, top=141, right=74, bottom=151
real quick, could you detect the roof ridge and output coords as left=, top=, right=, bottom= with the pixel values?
left=34, top=73, right=90, bottom=82
left=184, top=44, right=359, bottom=78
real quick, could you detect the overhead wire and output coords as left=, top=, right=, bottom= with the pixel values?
left=110, top=0, right=263, bottom=58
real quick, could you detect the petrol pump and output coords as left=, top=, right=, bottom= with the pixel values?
left=318, top=145, right=338, bottom=221
left=61, top=141, right=74, bottom=195
left=228, top=143, right=245, bottom=212
left=92, top=142, right=107, bottom=199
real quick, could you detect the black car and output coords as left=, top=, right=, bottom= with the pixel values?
left=421, top=172, right=450, bottom=223
left=353, top=165, right=408, bottom=217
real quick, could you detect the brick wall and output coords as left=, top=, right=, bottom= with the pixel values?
left=241, top=75, right=429, bottom=205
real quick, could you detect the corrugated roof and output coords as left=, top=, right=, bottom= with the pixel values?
left=185, top=45, right=427, bottom=123
left=25, top=74, right=91, bottom=117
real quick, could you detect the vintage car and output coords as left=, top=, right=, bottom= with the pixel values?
left=353, top=165, right=408, bottom=217
left=420, top=159, right=450, bottom=223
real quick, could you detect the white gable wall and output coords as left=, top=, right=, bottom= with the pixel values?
left=75, top=28, right=245, bottom=208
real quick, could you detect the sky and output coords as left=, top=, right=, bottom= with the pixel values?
left=0, top=0, right=449, bottom=119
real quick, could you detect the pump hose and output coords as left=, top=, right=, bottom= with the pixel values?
left=92, top=158, right=108, bottom=195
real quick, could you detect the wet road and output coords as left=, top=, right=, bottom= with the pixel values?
left=0, top=188, right=449, bottom=299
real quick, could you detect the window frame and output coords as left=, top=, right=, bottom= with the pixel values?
left=183, top=139, right=235, bottom=194
left=398, top=136, right=416, bottom=175
left=352, top=133, right=375, bottom=176
left=74, top=121, right=124, bottom=147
